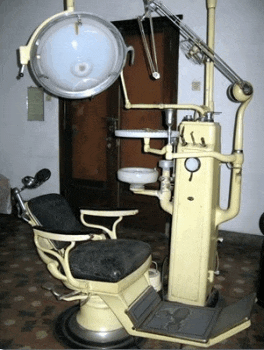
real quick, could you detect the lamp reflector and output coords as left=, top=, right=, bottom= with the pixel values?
left=30, top=12, right=128, bottom=99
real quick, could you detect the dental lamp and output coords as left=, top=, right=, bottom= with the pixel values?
left=19, top=0, right=130, bottom=99
left=18, top=0, right=255, bottom=348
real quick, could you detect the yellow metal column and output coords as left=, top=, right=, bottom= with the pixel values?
left=167, top=121, right=221, bottom=306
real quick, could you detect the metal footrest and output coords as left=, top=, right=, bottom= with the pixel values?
left=127, top=287, right=256, bottom=343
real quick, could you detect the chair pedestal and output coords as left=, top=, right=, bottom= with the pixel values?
left=55, top=296, right=144, bottom=349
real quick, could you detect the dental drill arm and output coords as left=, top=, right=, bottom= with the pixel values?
left=143, top=0, right=253, bottom=102
left=121, top=0, right=253, bottom=118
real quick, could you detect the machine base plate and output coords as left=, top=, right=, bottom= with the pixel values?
left=127, top=287, right=256, bottom=344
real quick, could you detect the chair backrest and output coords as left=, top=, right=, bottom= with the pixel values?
left=27, top=193, right=84, bottom=232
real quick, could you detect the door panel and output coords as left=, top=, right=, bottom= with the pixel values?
left=60, top=17, right=180, bottom=231
left=60, top=82, right=119, bottom=210
left=71, top=96, right=108, bottom=182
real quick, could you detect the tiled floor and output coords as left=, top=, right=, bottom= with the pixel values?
left=1, top=213, right=264, bottom=349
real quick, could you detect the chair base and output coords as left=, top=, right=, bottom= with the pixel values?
left=55, top=305, right=145, bottom=349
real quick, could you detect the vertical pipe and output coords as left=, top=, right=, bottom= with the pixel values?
left=233, top=97, right=252, bottom=151
left=204, top=0, right=217, bottom=111
left=66, top=0, right=75, bottom=11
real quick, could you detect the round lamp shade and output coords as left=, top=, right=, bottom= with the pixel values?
left=30, top=12, right=128, bottom=99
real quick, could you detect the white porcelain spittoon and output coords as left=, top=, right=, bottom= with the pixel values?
left=116, top=128, right=178, bottom=189
left=117, top=167, right=159, bottom=190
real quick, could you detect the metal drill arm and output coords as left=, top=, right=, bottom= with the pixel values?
left=144, top=0, right=253, bottom=96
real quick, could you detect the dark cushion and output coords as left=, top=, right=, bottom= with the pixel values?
left=69, top=239, right=151, bottom=282
left=27, top=194, right=92, bottom=249
left=27, top=193, right=85, bottom=232
left=28, top=194, right=152, bottom=282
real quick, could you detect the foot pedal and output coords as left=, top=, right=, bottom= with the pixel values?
left=42, top=282, right=82, bottom=301
left=127, top=287, right=256, bottom=344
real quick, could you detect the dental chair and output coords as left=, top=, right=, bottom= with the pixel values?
left=16, top=0, right=256, bottom=347
left=22, top=192, right=256, bottom=349
left=25, top=193, right=152, bottom=348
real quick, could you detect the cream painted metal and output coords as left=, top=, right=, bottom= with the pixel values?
left=116, top=0, right=253, bottom=308
left=168, top=121, right=222, bottom=305
left=19, top=0, right=75, bottom=71
left=117, top=105, right=250, bottom=306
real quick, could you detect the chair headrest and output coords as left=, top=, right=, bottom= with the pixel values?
left=27, top=193, right=84, bottom=232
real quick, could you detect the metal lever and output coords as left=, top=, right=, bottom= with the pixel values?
left=164, top=109, right=175, bottom=144
left=18, top=65, right=25, bottom=78
left=42, top=282, right=83, bottom=301
left=138, top=5, right=160, bottom=80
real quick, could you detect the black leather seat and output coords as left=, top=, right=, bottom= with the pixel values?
left=27, top=194, right=151, bottom=283
left=69, top=239, right=151, bottom=282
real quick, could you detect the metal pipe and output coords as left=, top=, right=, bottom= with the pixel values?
left=66, top=0, right=75, bottom=11
left=204, top=0, right=216, bottom=110
left=233, top=96, right=253, bottom=151
left=215, top=155, right=243, bottom=226
left=131, top=187, right=173, bottom=214
left=147, top=0, right=251, bottom=91
left=120, top=71, right=209, bottom=116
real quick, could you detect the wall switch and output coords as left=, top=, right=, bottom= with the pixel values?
left=27, top=87, right=44, bottom=121
left=192, top=81, right=201, bottom=91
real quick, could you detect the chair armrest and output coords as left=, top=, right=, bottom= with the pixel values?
left=33, top=226, right=94, bottom=242
left=79, top=208, right=139, bottom=239
left=80, top=208, right=139, bottom=217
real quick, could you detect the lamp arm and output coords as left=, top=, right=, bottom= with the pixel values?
left=18, top=5, right=75, bottom=77
left=120, top=71, right=209, bottom=116
left=66, top=0, right=75, bottom=11
left=19, top=13, right=65, bottom=68
left=145, top=0, right=253, bottom=99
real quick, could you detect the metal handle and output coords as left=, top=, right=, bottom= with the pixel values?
left=137, top=9, right=160, bottom=79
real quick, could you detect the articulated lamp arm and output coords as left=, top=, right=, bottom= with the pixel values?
left=18, top=0, right=75, bottom=78
left=142, top=0, right=253, bottom=103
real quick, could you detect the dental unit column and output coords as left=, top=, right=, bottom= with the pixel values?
left=167, top=120, right=221, bottom=306
left=167, top=0, right=221, bottom=306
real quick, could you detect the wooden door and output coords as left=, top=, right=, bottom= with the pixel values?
left=60, top=84, right=119, bottom=211
left=60, top=17, right=180, bottom=231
